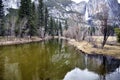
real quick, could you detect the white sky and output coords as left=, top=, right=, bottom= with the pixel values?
left=71, top=0, right=120, bottom=3
left=118, top=0, right=120, bottom=3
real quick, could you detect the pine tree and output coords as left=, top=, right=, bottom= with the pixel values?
left=0, top=0, right=4, bottom=19
left=0, top=0, right=5, bottom=36
left=44, top=7, right=49, bottom=36
left=52, top=19, right=56, bottom=36
left=17, top=0, right=32, bottom=37
left=38, top=0, right=44, bottom=27
left=49, top=17, right=54, bottom=36
left=65, top=20, right=68, bottom=30
left=59, top=22, right=63, bottom=36
left=28, top=2, right=37, bottom=38
left=18, top=0, right=31, bottom=19
left=54, top=20, right=57, bottom=36
left=56, top=20, right=59, bottom=36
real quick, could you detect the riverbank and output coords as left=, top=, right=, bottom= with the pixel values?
left=0, top=36, right=120, bottom=59
left=64, top=36, right=120, bottom=59
left=0, top=36, right=52, bottom=46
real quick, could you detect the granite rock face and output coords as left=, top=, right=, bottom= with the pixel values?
left=87, top=0, right=120, bottom=25
left=3, top=0, right=120, bottom=26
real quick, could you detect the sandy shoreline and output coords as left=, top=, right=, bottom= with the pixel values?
left=0, top=37, right=53, bottom=46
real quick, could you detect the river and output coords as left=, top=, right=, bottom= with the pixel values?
left=0, top=39, right=120, bottom=80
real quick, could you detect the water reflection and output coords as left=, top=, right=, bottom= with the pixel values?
left=0, top=39, right=119, bottom=80
left=64, top=52, right=120, bottom=80
left=0, top=56, right=4, bottom=80
left=84, top=54, right=120, bottom=75
left=64, top=68, right=99, bottom=80
left=64, top=66, right=120, bottom=80
left=4, top=57, right=21, bottom=80
left=0, top=39, right=78, bottom=80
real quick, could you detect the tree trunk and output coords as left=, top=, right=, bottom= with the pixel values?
left=101, top=19, right=108, bottom=49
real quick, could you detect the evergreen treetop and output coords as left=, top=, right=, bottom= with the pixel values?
left=0, top=0, right=4, bottom=19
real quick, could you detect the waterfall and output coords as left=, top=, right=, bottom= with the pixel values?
left=85, top=6, right=89, bottom=21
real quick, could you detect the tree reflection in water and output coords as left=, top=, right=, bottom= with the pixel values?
left=0, top=39, right=120, bottom=80
left=64, top=52, right=120, bottom=80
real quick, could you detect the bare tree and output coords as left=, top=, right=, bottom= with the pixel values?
left=97, top=3, right=111, bottom=48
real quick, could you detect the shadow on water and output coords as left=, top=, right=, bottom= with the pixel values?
left=0, top=39, right=119, bottom=80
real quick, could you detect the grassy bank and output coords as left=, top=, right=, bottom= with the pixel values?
left=66, top=36, right=120, bottom=59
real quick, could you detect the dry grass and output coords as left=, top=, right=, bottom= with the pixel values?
left=92, top=36, right=117, bottom=42
left=67, top=36, right=120, bottom=59
left=0, top=36, right=43, bottom=46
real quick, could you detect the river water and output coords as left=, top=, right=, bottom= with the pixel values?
left=0, top=39, right=120, bottom=80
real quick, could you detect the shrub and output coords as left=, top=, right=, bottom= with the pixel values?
left=115, top=28, right=120, bottom=43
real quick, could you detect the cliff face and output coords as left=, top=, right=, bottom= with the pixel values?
left=42, top=0, right=120, bottom=25
left=107, top=0, right=120, bottom=18
left=87, top=0, right=120, bottom=25
left=3, top=0, right=20, bottom=9
left=3, top=0, right=20, bottom=14
left=3, top=0, right=120, bottom=26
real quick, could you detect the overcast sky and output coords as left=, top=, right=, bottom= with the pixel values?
left=71, top=0, right=120, bottom=3
left=118, top=0, right=120, bottom=3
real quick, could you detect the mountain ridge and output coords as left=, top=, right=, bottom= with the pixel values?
left=3, top=0, right=120, bottom=26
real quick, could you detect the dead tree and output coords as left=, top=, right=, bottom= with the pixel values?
left=97, top=3, right=110, bottom=48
